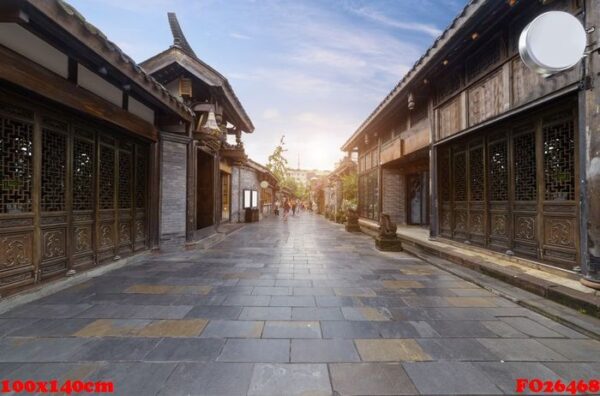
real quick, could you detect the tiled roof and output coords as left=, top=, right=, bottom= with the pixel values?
left=51, top=0, right=194, bottom=118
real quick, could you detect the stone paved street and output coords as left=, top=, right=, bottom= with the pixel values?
left=1, top=213, right=599, bottom=395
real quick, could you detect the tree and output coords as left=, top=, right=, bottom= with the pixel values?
left=266, top=135, right=288, bottom=183
left=341, top=172, right=357, bottom=208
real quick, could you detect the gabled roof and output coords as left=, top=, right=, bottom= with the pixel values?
left=341, top=0, right=488, bottom=151
left=140, top=13, right=254, bottom=133
left=25, top=0, right=194, bottom=121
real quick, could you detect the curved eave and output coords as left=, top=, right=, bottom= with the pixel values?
left=341, top=0, right=487, bottom=152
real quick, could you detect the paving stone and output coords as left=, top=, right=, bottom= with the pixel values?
left=270, top=296, right=315, bottom=307
left=498, top=317, right=564, bottom=338
left=239, top=307, right=292, bottom=320
left=408, top=321, right=441, bottom=337
left=291, top=339, right=360, bottom=362
left=0, top=337, right=94, bottom=362
left=403, top=361, right=503, bottom=394
left=537, top=339, right=600, bottom=361
left=481, top=320, right=528, bottom=338
left=200, top=320, right=264, bottom=338
left=217, top=339, right=289, bottom=362
left=544, top=362, right=600, bottom=380
left=475, top=362, right=568, bottom=394
left=73, top=319, right=151, bottom=337
left=248, top=363, right=331, bottom=396
left=354, top=339, right=430, bottom=362
left=1, top=304, right=92, bottom=319
left=71, top=337, right=161, bottom=361
left=330, top=363, right=418, bottom=395
left=382, top=280, right=425, bottom=289
left=145, top=338, right=225, bottom=361
left=161, top=361, right=254, bottom=394
left=321, top=321, right=382, bottom=339
left=428, top=320, right=498, bottom=337
left=315, top=296, right=358, bottom=307
left=275, top=280, right=312, bottom=287
left=341, top=307, right=392, bottom=321
left=252, top=287, right=292, bottom=295
left=87, top=362, right=177, bottom=396
left=377, top=322, right=421, bottom=338
left=223, top=295, right=271, bottom=306
left=77, top=304, right=193, bottom=319
left=291, top=307, right=344, bottom=320
left=4, top=318, right=96, bottom=337
left=477, top=339, right=568, bottom=361
left=262, top=321, right=321, bottom=338
left=417, top=338, right=497, bottom=361
left=5, top=362, right=101, bottom=384
left=293, top=287, right=334, bottom=295
left=184, top=306, right=242, bottom=319
left=0, top=319, right=42, bottom=337
left=136, top=319, right=208, bottom=337
left=333, top=287, right=377, bottom=297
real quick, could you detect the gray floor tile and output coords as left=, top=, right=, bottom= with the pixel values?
left=248, top=364, right=331, bottom=396
left=239, top=307, right=292, bottom=320
left=403, top=361, right=503, bottom=394
left=330, top=363, right=418, bottom=395
left=477, top=338, right=568, bottom=361
left=291, top=339, right=360, bottom=362
left=143, top=338, right=225, bottom=362
left=262, top=321, right=321, bottom=338
left=217, top=339, right=289, bottom=362
left=291, top=307, right=344, bottom=320
left=200, top=320, right=264, bottom=338
left=160, top=362, right=254, bottom=395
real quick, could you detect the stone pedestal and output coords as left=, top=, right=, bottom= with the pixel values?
left=345, top=209, right=360, bottom=232
left=345, top=223, right=361, bottom=232
left=375, top=237, right=403, bottom=251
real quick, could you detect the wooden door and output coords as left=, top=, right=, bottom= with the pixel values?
left=96, top=136, right=117, bottom=262
left=468, top=139, right=485, bottom=245
left=452, top=148, right=468, bottom=240
left=117, top=142, right=134, bottom=256
left=487, top=132, right=510, bottom=251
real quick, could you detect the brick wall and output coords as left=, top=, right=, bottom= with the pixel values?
left=382, top=167, right=406, bottom=225
left=160, top=140, right=187, bottom=242
left=231, top=166, right=261, bottom=223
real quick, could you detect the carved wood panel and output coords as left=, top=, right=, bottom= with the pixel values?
left=468, top=71, right=504, bottom=127
left=438, top=96, right=462, bottom=140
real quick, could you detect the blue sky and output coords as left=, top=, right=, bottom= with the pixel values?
left=68, top=0, right=466, bottom=170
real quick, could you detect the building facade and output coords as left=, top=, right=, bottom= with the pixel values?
left=342, top=0, right=600, bottom=284
left=140, top=13, right=257, bottom=246
left=0, top=0, right=194, bottom=296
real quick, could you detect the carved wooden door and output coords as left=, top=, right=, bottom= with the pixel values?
left=540, top=110, right=578, bottom=267
left=438, top=148, right=452, bottom=238
left=97, top=136, right=117, bottom=262
left=117, top=142, right=134, bottom=256
left=133, top=148, right=148, bottom=252
left=71, top=127, right=96, bottom=269
left=39, top=116, right=69, bottom=279
left=468, top=139, right=485, bottom=245
left=452, top=147, right=468, bottom=240
left=487, top=132, right=510, bottom=252
left=511, top=124, right=538, bottom=259
left=0, top=103, right=35, bottom=294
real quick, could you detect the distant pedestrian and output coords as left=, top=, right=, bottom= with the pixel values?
left=274, top=200, right=280, bottom=216
left=292, top=200, right=297, bottom=216
left=283, top=199, right=291, bottom=222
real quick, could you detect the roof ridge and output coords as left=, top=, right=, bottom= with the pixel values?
left=167, top=12, right=197, bottom=58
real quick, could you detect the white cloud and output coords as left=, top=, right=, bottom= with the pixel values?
left=229, top=32, right=251, bottom=40
left=349, top=6, right=442, bottom=37
left=262, top=108, right=280, bottom=120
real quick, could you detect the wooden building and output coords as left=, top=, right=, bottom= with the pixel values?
left=0, top=0, right=194, bottom=296
left=140, top=13, right=255, bottom=246
left=342, top=0, right=600, bottom=284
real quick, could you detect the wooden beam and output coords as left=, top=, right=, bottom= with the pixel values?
left=0, top=45, right=158, bottom=141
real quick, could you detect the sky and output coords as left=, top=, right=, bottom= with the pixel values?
left=68, top=0, right=466, bottom=171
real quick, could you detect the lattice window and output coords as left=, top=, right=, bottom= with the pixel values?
left=0, top=116, right=33, bottom=213
left=544, top=116, right=575, bottom=201
left=73, top=138, right=94, bottom=211
left=489, top=139, right=508, bottom=201
left=514, top=131, right=537, bottom=201
left=453, top=151, right=467, bottom=201
left=119, top=151, right=132, bottom=209
left=135, top=154, right=147, bottom=209
left=469, top=147, right=484, bottom=201
left=41, top=129, right=67, bottom=212
left=99, top=145, right=115, bottom=209
left=439, top=150, right=451, bottom=202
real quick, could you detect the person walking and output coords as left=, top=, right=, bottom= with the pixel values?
left=283, top=198, right=291, bottom=222
left=292, top=199, right=297, bottom=216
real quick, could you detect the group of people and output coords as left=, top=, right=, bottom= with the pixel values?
left=274, top=198, right=306, bottom=221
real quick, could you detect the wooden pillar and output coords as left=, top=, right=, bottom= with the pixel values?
left=148, top=140, right=161, bottom=251
left=580, top=0, right=600, bottom=286
left=186, top=139, right=196, bottom=243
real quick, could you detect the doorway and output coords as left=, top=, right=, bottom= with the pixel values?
left=196, top=149, right=214, bottom=229
left=407, top=171, right=429, bottom=225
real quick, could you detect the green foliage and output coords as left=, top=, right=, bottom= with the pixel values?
left=266, top=135, right=288, bottom=183
left=341, top=172, right=357, bottom=204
